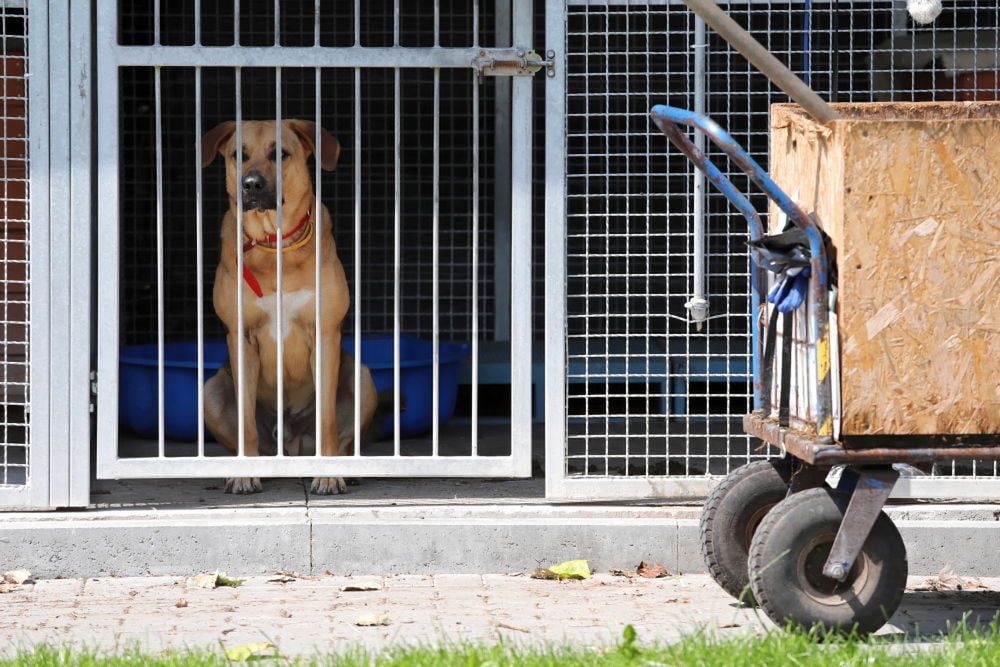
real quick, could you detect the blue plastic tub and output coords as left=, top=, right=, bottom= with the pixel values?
left=342, top=333, right=471, bottom=439
left=119, top=341, right=230, bottom=441
left=119, top=334, right=470, bottom=442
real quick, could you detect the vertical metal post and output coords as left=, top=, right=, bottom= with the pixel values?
left=432, top=65, right=440, bottom=455
left=493, top=0, right=512, bottom=343
left=235, top=70, right=246, bottom=456
left=353, top=0, right=361, bottom=457
left=543, top=0, right=566, bottom=493
left=314, top=64, right=324, bottom=457
left=154, top=66, right=165, bottom=458
left=195, top=66, right=205, bottom=457
left=275, top=66, right=285, bottom=457
left=393, top=65, right=401, bottom=456
left=687, top=15, right=708, bottom=329
left=510, top=0, right=532, bottom=473
left=471, top=70, right=480, bottom=456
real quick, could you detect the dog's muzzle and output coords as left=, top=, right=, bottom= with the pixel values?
left=241, top=169, right=278, bottom=211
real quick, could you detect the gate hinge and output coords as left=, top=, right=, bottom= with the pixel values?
left=90, top=370, right=97, bottom=413
left=472, top=48, right=555, bottom=82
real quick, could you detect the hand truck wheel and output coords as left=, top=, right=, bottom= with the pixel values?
left=700, top=459, right=792, bottom=604
left=748, top=487, right=907, bottom=635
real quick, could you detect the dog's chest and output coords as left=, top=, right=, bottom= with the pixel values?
left=253, top=289, right=314, bottom=343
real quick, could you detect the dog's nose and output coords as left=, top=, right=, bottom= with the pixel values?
left=242, top=171, right=267, bottom=193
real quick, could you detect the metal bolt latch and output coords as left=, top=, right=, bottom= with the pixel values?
left=472, top=48, right=555, bottom=82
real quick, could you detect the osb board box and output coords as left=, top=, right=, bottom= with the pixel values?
left=769, top=101, right=1000, bottom=437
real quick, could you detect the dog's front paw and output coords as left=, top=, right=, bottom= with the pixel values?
left=310, top=476, right=347, bottom=495
left=225, top=477, right=263, bottom=494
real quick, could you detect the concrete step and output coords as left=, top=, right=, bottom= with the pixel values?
left=3, top=492, right=1000, bottom=578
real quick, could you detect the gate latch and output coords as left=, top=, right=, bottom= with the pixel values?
left=472, top=49, right=555, bottom=82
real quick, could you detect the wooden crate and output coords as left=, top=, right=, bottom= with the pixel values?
left=768, top=101, right=1000, bottom=437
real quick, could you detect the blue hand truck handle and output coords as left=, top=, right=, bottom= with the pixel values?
left=649, top=104, right=835, bottom=440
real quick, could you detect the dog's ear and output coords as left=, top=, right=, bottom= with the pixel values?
left=201, top=121, right=236, bottom=168
left=288, top=120, right=340, bottom=171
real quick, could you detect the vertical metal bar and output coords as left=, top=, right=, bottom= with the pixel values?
left=154, top=66, right=165, bottom=458
left=493, top=0, right=512, bottom=342
left=154, top=0, right=160, bottom=45
left=471, top=71, right=479, bottom=456
left=473, top=0, right=480, bottom=47
left=195, top=66, right=205, bottom=457
left=95, top=0, right=117, bottom=482
left=353, top=66, right=361, bottom=456
left=274, top=0, right=280, bottom=46
left=314, top=66, right=324, bottom=458
left=194, top=0, right=201, bottom=45
left=314, top=0, right=320, bottom=46
left=393, top=67, right=401, bottom=456
left=275, top=66, right=285, bottom=457
left=510, top=0, right=533, bottom=476
left=393, top=0, right=399, bottom=46
left=235, top=70, right=246, bottom=457
left=353, top=1, right=361, bottom=455
left=434, top=0, right=440, bottom=47
left=690, top=16, right=707, bottom=329
left=234, top=0, right=240, bottom=45
left=432, top=67, right=440, bottom=456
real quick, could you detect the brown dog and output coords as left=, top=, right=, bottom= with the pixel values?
left=201, top=119, right=378, bottom=494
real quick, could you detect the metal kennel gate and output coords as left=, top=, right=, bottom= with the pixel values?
left=0, top=0, right=90, bottom=509
left=545, top=0, right=1000, bottom=500
left=95, top=1, right=537, bottom=479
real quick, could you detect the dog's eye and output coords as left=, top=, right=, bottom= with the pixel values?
left=268, top=149, right=291, bottom=162
left=231, top=151, right=249, bottom=163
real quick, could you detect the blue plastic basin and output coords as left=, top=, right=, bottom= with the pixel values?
left=119, top=334, right=470, bottom=442
left=119, top=341, right=230, bottom=441
left=342, top=333, right=471, bottom=439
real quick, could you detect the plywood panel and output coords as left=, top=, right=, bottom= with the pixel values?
left=768, top=102, right=1000, bottom=436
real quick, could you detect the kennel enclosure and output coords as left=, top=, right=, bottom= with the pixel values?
left=1, top=1, right=1000, bottom=507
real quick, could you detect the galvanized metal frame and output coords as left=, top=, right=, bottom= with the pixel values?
left=0, top=0, right=91, bottom=509
left=546, top=0, right=1000, bottom=500
left=96, top=0, right=534, bottom=480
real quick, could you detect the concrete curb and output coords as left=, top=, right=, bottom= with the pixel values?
left=1, top=505, right=998, bottom=577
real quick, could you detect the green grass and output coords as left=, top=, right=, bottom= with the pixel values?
left=7, top=623, right=1000, bottom=666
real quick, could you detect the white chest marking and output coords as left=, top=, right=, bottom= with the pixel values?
left=256, top=289, right=314, bottom=342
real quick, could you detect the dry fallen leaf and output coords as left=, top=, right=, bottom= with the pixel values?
left=268, top=575, right=296, bottom=584
left=186, top=572, right=244, bottom=589
left=355, top=612, right=391, bottom=627
left=910, top=565, right=987, bottom=592
left=718, top=622, right=742, bottom=629
left=531, top=568, right=558, bottom=581
left=175, top=599, right=188, bottom=608
left=496, top=622, right=530, bottom=633
left=341, top=583, right=381, bottom=592
left=636, top=561, right=673, bottom=578
left=279, top=609, right=292, bottom=618
left=3, top=570, right=31, bottom=585
left=224, top=642, right=276, bottom=661
left=0, top=570, right=32, bottom=594
left=609, top=568, right=636, bottom=578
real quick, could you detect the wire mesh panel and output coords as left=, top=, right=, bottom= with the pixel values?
left=0, top=2, right=29, bottom=490
left=548, top=0, right=1000, bottom=498
left=96, top=0, right=536, bottom=480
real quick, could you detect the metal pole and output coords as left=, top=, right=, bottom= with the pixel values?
left=681, top=0, right=839, bottom=123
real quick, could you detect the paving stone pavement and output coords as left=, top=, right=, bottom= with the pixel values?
left=3, top=574, right=1000, bottom=655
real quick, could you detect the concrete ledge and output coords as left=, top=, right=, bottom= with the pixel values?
left=1, top=504, right=998, bottom=577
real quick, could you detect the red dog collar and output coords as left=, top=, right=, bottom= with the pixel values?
left=241, top=212, right=311, bottom=298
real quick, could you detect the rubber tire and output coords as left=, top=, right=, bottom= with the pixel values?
left=700, top=459, right=792, bottom=603
left=748, top=487, right=907, bottom=635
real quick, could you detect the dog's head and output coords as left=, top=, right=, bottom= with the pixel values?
left=201, top=119, right=340, bottom=212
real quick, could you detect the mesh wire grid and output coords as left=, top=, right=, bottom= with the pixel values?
left=118, top=0, right=502, bottom=351
left=0, top=3, right=28, bottom=487
left=563, top=0, right=1000, bottom=479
